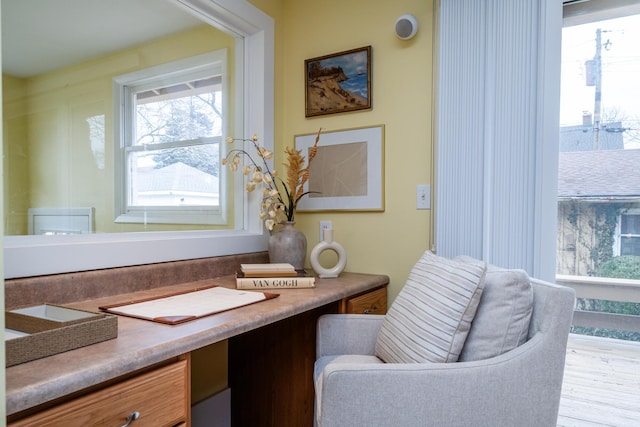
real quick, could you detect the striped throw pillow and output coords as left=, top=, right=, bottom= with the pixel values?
left=375, top=251, right=487, bottom=363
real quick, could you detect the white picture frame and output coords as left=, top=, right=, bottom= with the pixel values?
left=295, top=125, right=384, bottom=212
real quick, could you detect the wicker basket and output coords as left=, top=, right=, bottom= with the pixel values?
left=5, top=305, right=117, bottom=367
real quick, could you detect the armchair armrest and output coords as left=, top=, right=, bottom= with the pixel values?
left=317, top=334, right=562, bottom=427
left=316, top=314, right=385, bottom=358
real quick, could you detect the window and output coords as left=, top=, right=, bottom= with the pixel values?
left=618, top=211, right=640, bottom=256
left=557, top=3, right=640, bottom=277
left=114, top=51, right=227, bottom=225
left=559, top=0, right=640, bottom=342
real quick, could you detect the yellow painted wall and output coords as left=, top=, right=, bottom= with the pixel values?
left=4, top=1, right=434, bottom=302
left=2, top=75, right=29, bottom=235
left=191, top=341, right=228, bottom=405
left=2, top=26, right=235, bottom=235
left=252, top=0, right=435, bottom=302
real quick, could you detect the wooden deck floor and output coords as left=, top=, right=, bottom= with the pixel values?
left=558, top=334, right=640, bottom=426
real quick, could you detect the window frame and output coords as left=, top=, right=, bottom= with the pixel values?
left=3, top=0, right=275, bottom=279
left=113, top=51, right=228, bottom=226
left=615, top=208, right=640, bottom=256
left=561, top=0, right=640, bottom=267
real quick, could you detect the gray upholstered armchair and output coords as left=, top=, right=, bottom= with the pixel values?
left=314, top=274, right=576, bottom=427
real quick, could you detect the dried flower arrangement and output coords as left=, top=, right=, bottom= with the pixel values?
left=222, top=129, right=321, bottom=230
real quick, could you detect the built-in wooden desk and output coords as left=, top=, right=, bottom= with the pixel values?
left=6, top=272, right=388, bottom=426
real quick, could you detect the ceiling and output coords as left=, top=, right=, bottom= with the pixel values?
left=1, top=0, right=204, bottom=78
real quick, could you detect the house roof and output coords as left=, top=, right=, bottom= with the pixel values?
left=138, top=162, right=218, bottom=194
left=558, top=149, right=640, bottom=199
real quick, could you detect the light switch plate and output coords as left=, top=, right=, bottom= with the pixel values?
left=416, top=184, right=431, bottom=209
left=319, top=221, right=332, bottom=241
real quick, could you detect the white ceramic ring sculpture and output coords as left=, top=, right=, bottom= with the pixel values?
left=310, top=229, right=347, bottom=278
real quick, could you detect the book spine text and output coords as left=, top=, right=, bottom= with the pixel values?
left=236, top=277, right=315, bottom=289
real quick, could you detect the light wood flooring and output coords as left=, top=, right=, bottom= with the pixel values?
left=558, top=334, right=640, bottom=426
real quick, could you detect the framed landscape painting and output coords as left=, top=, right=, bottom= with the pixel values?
left=305, top=46, right=372, bottom=117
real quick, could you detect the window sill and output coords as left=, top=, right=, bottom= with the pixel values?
left=4, top=230, right=268, bottom=279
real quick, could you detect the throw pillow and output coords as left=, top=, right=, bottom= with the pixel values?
left=375, top=251, right=487, bottom=363
left=455, top=256, right=533, bottom=362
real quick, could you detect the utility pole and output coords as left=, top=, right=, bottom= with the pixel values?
left=593, top=28, right=602, bottom=150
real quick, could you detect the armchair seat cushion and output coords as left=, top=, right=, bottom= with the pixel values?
left=375, top=251, right=487, bottom=363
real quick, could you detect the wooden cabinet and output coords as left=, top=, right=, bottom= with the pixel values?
left=229, top=303, right=338, bottom=427
left=340, top=286, right=387, bottom=315
left=9, top=357, right=190, bottom=427
left=230, top=286, right=388, bottom=427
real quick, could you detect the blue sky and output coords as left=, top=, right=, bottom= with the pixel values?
left=317, top=49, right=368, bottom=77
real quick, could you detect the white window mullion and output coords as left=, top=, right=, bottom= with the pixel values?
left=534, top=0, right=563, bottom=280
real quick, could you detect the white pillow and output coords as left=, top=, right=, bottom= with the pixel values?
left=455, top=256, right=533, bottom=361
left=375, top=251, right=487, bottom=363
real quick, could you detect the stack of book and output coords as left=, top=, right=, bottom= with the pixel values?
left=236, top=263, right=315, bottom=289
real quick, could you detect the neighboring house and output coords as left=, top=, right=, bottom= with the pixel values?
left=134, top=162, right=219, bottom=206
left=559, top=121, right=624, bottom=152
left=557, top=149, right=640, bottom=276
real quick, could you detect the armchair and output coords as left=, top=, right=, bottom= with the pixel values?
left=314, top=278, right=575, bottom=427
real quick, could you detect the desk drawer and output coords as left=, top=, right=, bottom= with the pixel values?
left=10, top=359, right=188, bottom=427
left=345, top=287, right=387, bottom=315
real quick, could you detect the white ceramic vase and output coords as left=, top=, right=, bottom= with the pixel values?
left=310, top=228, right=347, bottom=278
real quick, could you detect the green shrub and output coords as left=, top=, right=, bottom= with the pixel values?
left=596, top=255, right=640, bottom=280
left=582, top=255, right=640, bottom=340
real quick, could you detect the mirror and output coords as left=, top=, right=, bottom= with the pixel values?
left=3, top=0, right=235, bottom=236
left=2, top=0, right=275, bottom=278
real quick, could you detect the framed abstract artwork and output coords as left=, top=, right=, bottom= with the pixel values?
left=295, top=125, right=384, bottom=212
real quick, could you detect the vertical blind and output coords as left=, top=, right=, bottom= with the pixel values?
left=435, top=0, right=562, bottom=281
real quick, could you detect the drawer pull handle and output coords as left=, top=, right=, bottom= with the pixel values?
left=363, top=306, right=379, bottom=314
left=121, top=411, right=140, bottom=427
